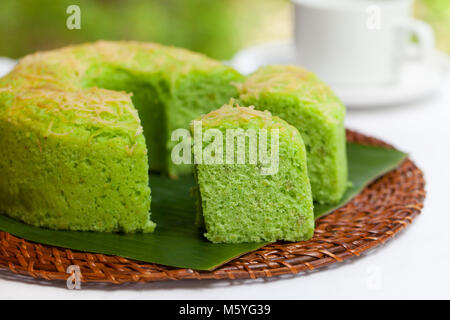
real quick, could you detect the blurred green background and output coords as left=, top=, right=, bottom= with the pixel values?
left=0, top=0, right=448, bottom=60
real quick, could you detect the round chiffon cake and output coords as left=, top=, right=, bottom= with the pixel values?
left=191, top=103, right=314, bottom=243
left=0, top=42, right=347, bottom=238
left=0, top=41, right=242, bottom=233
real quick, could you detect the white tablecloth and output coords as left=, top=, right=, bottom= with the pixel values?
left=0, top=58, right=449, bottom=299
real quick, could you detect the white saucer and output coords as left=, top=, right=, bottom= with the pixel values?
left=0, top=57, right=16, bottom=78
left=229, top=41, right=449, bottom=108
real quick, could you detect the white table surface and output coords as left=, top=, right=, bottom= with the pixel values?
left=0, top=58, right=449, bottom=300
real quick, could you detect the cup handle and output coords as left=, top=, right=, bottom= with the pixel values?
left=395, top=17, right=435, bottom=62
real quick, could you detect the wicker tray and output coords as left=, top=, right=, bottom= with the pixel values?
left=0, top=130, right=425, bottom=284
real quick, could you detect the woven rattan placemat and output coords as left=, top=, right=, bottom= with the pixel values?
left=0, top=130, right=425, bottom=284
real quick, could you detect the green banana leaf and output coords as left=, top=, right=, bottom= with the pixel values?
left=314, top=143, right=407, bottom=218
left=0, top=142, right=407, bottom=271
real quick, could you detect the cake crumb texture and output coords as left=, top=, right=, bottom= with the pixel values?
left=192, top=102, right=314, bottom=243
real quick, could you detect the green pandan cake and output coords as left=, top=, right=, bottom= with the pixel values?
left=239, top=65, right=348, bottom=204
left=0, top=41, right=242, bottom=232
left=191, top=103, right=314, bottom=243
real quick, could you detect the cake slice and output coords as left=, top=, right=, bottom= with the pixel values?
left=0, top=87, right=155, bottom=233
left=239, top=65, right=348, bottom=204
left=191, top=102, right=314, bottom=243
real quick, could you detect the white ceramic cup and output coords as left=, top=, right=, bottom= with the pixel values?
left=293, top=0, right=435, bottom=85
